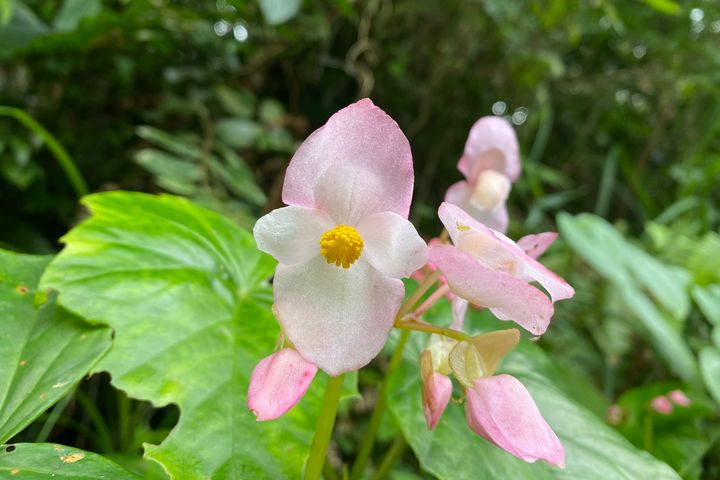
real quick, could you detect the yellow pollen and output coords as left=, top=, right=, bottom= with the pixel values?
left=320, top=224, right=364, bottom=269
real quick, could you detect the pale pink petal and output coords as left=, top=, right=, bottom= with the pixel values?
left=517, top=232, right=558, bottom=259
left=444, top=180, right=472, bottom=206
left=428, top=245, right=553, bottom=335
left=651, top=396, right=673, bottom=415
left=668, top=390, right=691, bottom=407
left=282, top=99, right=413, bottom=224
left=451, top=297, right=468, bottom=330
left=356, top=211, right=427, bottom=279
left=465, top=203, right=509, bottom=233
left=465, top=375, right=565, bottom=467
left=438, top=203, right=574, bottom=303
left=247, top=348, right=318, bottom=421
left=274, top=257, right=403, bottom=375
left=422, top=372, right=453, bottom=430
left=458, top=116, right=520, bottom=183
left=253, top=206, right=334, bottom=266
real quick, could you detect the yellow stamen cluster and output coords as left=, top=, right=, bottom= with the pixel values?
left=320, top=224, right=364, bottom=269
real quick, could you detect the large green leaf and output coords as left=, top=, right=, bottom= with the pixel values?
left=558, top=213, right=698, bottom=385
left=699, top=347, right=720, bottom=406
left=0, top=443, right=139, bottom=479
left=41, top=192, right=339, bottom=479
left=387, top=325, right=680, bottom=479
left=0, top=1, right=49, bottom=56
left=0, top=250, right=111, bottom=443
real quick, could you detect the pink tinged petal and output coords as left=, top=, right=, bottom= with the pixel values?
left=247, top=348, right=318, bottom=421
left=253, top=206, right=334, bottom=266
left=668, top=389, right=691, bottom=407
left=282, top=98, right=414, bottom=223
left=421, top=349, right=452, bottom=430
left=356, top=211, right=428, bottom=279
left=274, top=256, right=403, bottom=376
left=428, top=244, right=553, bottom=335
left=444, top=180, right=472, bottom=206
left=451, top=297, right=468, bottom=330
left=423, top=372, right=453, bottom=430
left=517, top=232, right=558, bottom=259
left=445, top=179, right=508, bottom=232
left=465, top=375, right=565, bottom=468
left=458, top=116, right=520, bottom=183
left=651, top=396, right=673, bottom=415
left=438, top=203, right=574, bottom=303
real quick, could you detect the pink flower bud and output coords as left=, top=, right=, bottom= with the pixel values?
left=668, top=390, right=691, bottom=407
left=650, top=396, right=673, bottom=415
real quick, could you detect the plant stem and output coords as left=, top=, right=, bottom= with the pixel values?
left=394, top=318, right=469, bottom=342
left=372, top=435, right=407, bottom=480
left=35, top=389, right=75, bottom=443
left=349, top=330, right=410, bottom=480
left=412, top=283, right=451, bottom=317
left=304, top=373, right=345, bottom=480
left=0, top=106, right=88, bottom=197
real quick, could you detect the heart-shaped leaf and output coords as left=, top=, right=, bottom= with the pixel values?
left=0, top=249, right=111, bottom=443
left=41, top=192, right=340, bottom=479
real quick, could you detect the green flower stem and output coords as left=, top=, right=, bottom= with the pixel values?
left=395, top=318, right=469, bottom=342
left=372, top=435, right=407, bottom=480
left=305, top=373, right=346, bottom=480
left=0, top=106, right=88, bottom=197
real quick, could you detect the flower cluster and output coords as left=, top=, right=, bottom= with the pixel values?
left=247, top=99, right=574, bottom=469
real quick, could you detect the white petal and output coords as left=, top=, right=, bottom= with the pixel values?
left=356, top=212, right=427, bottom=278
left=274, top=257, right=403, bottom=375
left=253, top=206, right=333, bottom=266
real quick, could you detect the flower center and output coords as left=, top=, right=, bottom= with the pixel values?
left=320, top=224, right=364, bottom=268
left=470, top=170, right=511, bottom=210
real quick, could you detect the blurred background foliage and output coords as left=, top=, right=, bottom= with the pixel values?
left=1, top=0, right=720, bottom=478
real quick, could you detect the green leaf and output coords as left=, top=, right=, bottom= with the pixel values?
left=558, top=213, right=699, bottom=385
left=640, top=0, right=682, bottom=15
left=0, top=249, right=111, bottom=443
left=0, top=443, right=139, bottom=479
left=258, top=0, right=301, bottom=25
left=387, top=330, right=681, bottom=479
left=699, top=347, right=720, bottom=406
left=216, top=118, right=263, bottom=149
left=41, top=192, right=345, bottom=479
left=53, top=0, right=101, bottom=32
left=135, top=126, right=203, bottom=160
left=687, top=233, right=720, bottom=285
left=0, top=1, right=50, bottom=57
left=692, top=285, right=720, bottom=326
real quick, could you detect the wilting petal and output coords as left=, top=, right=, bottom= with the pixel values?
left=429, top=245, right=553, bottom=335
left=247, top=348, right=318, bottom=421
left=465, top=375, right=565, bottom=467
left=357, top=211, right=427, bottom=278
left=254, top=206, right=334, bottom=266
left=439, top=203, right=574, bottom=303
left=282, top=99, right=413, bottom=223
left=517, top=232, right=558, bottom=259
left=274, top=256, right=403, bottom=375
left=457, top=116, right=520, bottom=183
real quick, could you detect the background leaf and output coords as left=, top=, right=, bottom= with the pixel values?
left=0, top=443, right=139, bottom=478
left=40, top=192, right=349, bottom=479
left=0, top=249, right=111, bottom=443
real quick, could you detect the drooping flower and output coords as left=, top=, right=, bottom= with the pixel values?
left=444, top=116, right=520, bottom=232
left=448, top=329, right=565, bottom=467
left=428, top=202, right=574, bottom=335
left=420, top=347, right=453, bottom=430
left=253, top=99, right=427, bottom=377
left=248, top=348, right=317, bottom=421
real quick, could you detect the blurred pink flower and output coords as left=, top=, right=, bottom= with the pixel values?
left=248, top=348, right=317, bottom=421
left=651, top=396, right=673, bottom=415
left=668, top=389, right=691, bottom=407
left=444, top=116, right=520, bottom=232
left=254, top=99, right=427, bottom=376
left=428, top=203, right=574, bottom=335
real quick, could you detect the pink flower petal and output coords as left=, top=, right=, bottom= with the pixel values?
left=444, top=180, right=472, bottom=206
left=428, top=245, right=553, bottom=335
left=458, top=116, right=520, bottom=183
left=451, top=297, right=468, bottom=330
left=356, top=211, right=427, bottom=279
left=465, top=375, right=565, bottom=467
left=253, top=206, right=334, bottom=266
left=668, top=389, right=691, bottom=407
left=651, top=396, right=673, bottom=415
left=517, top=232, right=558, bottom=259
left=274, top=256, right=403, bottom=375
left=444, top=177, right=509, bottom=232
left=247, top=348, right=318, bottom=421
left=422, top=372, right=453, bottom=430
left=439, top=202, right=574, bottom=303
left=282, top=99, right=413, bottom=224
